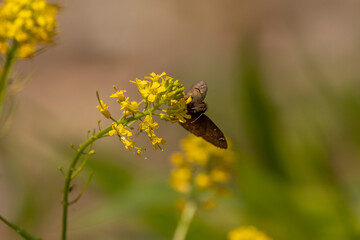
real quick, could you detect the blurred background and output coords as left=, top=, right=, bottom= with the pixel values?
left=1, top=0, right=360, bottom=239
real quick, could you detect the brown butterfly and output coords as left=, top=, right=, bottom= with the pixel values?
left=180, top=80, right=228, bottom=149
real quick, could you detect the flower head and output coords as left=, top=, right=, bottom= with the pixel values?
left=227, top=226, right=272, bottom=240
left=0, top=0, right=59, bottom=58
left=97, top=73, right=190, bottom=153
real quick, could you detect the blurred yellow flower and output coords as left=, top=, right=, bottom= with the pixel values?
left=210, top=168, right=230, bottom=183
left=171, top=152, right=185, bottom=166
left=170, top=134, right=234, bottom=206
left=195, top=173, right=212, bottom=189
left=171, top=167, right=191, bottom=193
left=227, top=226, right=272, bottom=240
left=0, top=0, right=59, bottom=58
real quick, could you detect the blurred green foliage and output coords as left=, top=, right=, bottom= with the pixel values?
left=234, top=31, right=360, bottom=240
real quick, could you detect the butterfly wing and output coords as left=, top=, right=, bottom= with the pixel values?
left=180, top=113, right=228, bottom=149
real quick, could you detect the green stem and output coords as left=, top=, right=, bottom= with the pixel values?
left=0, top=215, right=41, bottom=240
left=61, top=105, right=160, bottom=240
left=61, top=125, right=110, bottom=240
left=172, top=200, right=197, bottom=240
left=0, top=41, right=19, bottom=116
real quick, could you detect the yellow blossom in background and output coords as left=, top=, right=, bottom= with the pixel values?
left=210, top=168, right=230, bottom=183
left=170, top=134, right=234, bottom=206
left=171, top=167, right=191, bottom=193
left=171, top=152, right=185, bottom=166
left=227, top=226, right=272, bottom=240
left=0, top=0, right=59, bottom=58
left=195, top=173, right=212, bottom=189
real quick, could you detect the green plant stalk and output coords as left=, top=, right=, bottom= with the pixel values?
left=0, top=41, right=19, bottom=116
left=0, top=215, right=41, bottom=240
left=172, top=200, right=197, bottom=240
left=61, top=105, right=160, bottom=240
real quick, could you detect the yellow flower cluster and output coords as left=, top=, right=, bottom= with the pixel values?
left=96, top=72, right=190, bottom=153
left=227, top=226, right=272, bottom=240
left=0, top=0, right=58, bottom=58
left=170, top=135, right=234, bottom=207
left=139, top=115, right=165, bottom=150
left=132, top=72, right=191, bottom=123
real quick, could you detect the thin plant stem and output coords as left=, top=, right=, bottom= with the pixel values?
left=0, top=215, right=41, bottom=240
left=172, top=200, right=197, bottom=240
left=61, top=125, right=111, bottom=240
left=61, top=105, right=160, bottom=240
left=0, top=40, right=19, bottom=116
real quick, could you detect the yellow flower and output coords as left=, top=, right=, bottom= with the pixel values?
left=147, top=81, right=166, bottom=102
left=97, top=73, right=190, bottom=153
left=139, top=115, right=159, bottom=132
left=160, top=97, right=191, bottom=123
left=132, top=79, right=166, bottom=103
left=139, top=115, right=165, bottom=150
left=145, top=72, right=166, bottom=83
left=210, top=168, right=230, bottom=183
left=110, top=90, right=127, bottom=101
left=227, top=226, right=272, bottom=240
left=0, top=0, right=59, bottom=58
left=120, top=98, right=139, bottom=113
left=170, top=134, right=234, bottom=200
left=131, top=73, right=186, bottom=106
left=0, top=41, right=8, bottom=54
left=131, top=78, right=149, bottom=99
left=96, top=100, right=111, bottom=119
left=171, top=152, right=185, bottom=166
left=120, top=137, right=135, bottom=151
left=109, top=122, right=132, bottom=137
left=171, top=167, right=192, bottom=193
left=195, top=173, right=212, bottom=189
